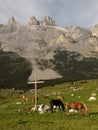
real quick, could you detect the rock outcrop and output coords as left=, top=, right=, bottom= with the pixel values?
left=65, top=26, right=92, bottom=41
left=89, top=24, right=98, bottom=37
left=7, top=16, right=21, bottom=31
left=28, top=16, right=40, bottom=26
left=7, top=16, right=16, bottom=25
left=40, top=16, right=57, bottom=26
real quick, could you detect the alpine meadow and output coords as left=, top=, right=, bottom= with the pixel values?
left=0, top=79, right=98, bottom=130
left=0, top=16, right=98, bottom=130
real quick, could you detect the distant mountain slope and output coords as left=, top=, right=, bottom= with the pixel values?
left=50, top=50, right=98, bottom=80
left=0, top=51, right=32, bottom=89
left=0, top=16, right=98, bottom=81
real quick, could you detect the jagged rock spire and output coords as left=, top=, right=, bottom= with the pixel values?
left=28, top=16, right=40, bottom=26
left=65, top=26, right=92, bottom=40
left=8, top=16, right=16, bottom=25
left=89, top=24, right=98, bottom=37
left=40, top=16, right=56, bottom=26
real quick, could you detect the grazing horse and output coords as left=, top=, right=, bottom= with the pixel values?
left=31, top=104, right=50, bottom=114
left=50, top=99, right=65, bottom=113
left=66, top=102, right=88, bottom=115
left=57, top=96, right=64, bottom=100
left=38, top=104, right=50, bottom=114
left=22, top=95, right=28, bottom=103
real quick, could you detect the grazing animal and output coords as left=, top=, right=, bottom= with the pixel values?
left=22, top=95, right=28, bottom=103
left=38, top=104, right=50, bottom=114
left=50, top=99, right=65, bottom=113
left=66, top=102, right=88, bottom=115
left=57, top=96, right=64, bottom=100
left=31, top=104, right=50, bottom=114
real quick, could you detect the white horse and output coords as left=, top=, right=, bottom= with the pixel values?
left=31, top=104, right=50, bottom=114
left=38, top=104, right=50, bottom=114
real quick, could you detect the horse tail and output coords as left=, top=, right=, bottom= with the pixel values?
left=82, top=102, right=88, bottom=115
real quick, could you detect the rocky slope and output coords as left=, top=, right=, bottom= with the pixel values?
left=0, top=16, right=98, bottom=81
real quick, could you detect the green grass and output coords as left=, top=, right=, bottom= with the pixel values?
left=0, top=79, right=98, bottom=130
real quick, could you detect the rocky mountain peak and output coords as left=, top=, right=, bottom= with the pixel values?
left=65, top=26, right=92, bottom=41
left=40, top=16, right=57, bottom=26
left=28, top=16, right=40, bottom=26
left=7, top=16, right=16, bottom=25
left=89, top=24, right=98, bottom=37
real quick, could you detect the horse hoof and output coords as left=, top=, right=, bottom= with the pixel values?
left=66, top=113, right=69, bottom=116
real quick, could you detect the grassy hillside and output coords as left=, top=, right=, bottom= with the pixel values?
left=51, top=50, right=98, bottom=80
left=1, top=49, right=98, bottom=90
left=0, top=51, right=32, bottom=89
left=0, top=79, right=98, bottom=130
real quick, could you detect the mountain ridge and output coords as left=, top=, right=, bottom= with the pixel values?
left=0, top=16, right=98, bottom=81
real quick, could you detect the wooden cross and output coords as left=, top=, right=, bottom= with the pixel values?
left=28, top=75, right=44, bottom=111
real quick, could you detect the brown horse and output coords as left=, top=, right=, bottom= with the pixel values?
left=66, top=102, right=88, bottom=115
left=22, top=95, right=28, bottom=103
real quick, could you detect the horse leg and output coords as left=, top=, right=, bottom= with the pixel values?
left=59, top=106, right=61, bottom=112
left=60, top=105, right=63, bottom=112
left=79, top=108, right=84, bottom=115
left=66, top=108, right=69, bottom=115
left=66, top=111, right=69, bottom=115
left=65, top=105, right=69, bottom=115
left=51, top=106, right=54, bottom=113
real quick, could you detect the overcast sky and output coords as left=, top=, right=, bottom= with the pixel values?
left=0, top=0, right=98, bottom=28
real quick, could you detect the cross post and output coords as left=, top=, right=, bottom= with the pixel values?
left=28, top=75, right=44, bottom=111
